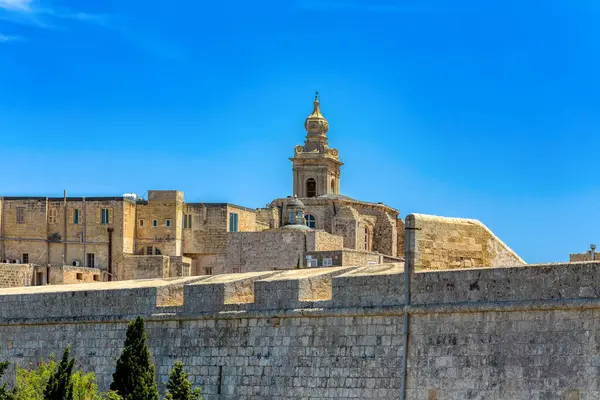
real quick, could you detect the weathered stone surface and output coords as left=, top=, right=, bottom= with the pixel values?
left=0, top=262, right=599, bottom=398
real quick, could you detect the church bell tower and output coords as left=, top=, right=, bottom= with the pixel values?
left=290, top=93, right=343, bottom=198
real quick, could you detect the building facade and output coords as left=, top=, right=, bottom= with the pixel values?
left=1, top=94, right=525, bottom=287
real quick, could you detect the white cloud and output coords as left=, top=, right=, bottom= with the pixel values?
left=0, top=33, right=21, bottom=41
left=0, top=0, right=31, bottom=11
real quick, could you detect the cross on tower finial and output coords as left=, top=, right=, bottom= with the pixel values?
left=315, top=90, right=319, bottom=101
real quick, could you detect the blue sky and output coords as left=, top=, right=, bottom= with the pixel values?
left=1, top=0, right=599, bottom=263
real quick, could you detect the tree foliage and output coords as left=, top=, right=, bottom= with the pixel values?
left=164, top=362, right=201, bottom=400
left=110, top=317, right=158, bottom=400
left=43, top=347, right=75, bottom=400
left=0, top=361, right=15, bottom=400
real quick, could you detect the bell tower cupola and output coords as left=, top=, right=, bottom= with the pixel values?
left=290, top=92, right=343, bottom=198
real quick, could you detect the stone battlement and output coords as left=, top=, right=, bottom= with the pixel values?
left=1, top=261, right=599, bottom=323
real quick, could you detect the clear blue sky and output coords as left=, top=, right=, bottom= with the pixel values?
left=1, top=0, right=599, bottom=263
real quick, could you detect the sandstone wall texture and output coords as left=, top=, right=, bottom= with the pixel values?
left=0, top=263, right=33, bottom=288
left=305, top=249, right=384, bottom=267
left=48, top=265, right=102, bottom=285
left=115, top=255, right=170, bottom=280
left=2, top=262, right=600, bottom=399
left=405, top=213, right=525, bottom=271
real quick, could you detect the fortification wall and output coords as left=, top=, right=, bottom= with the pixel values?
left=405, top=213, right=525, bottom=271
left=1, top=262, right=600, bottom=399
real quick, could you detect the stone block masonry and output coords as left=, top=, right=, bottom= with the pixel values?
left=3, top=261, right=600, bottom=399
left=405, top=213, right=525, bottom=271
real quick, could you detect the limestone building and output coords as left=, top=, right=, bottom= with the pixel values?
left=0, top=94, right=524, bottom=287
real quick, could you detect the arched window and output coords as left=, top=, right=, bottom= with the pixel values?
left=330, top=179, right=335, bottom=194
left=364, top=226, right=371, bottom=251
left=304, top=213, right=316, bottom=228
left=154, top=247, right=162, bottom=255
left=306, top=178, right=317, bottom=197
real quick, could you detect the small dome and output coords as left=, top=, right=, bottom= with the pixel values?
left=287, top=196, right=305, bottom=209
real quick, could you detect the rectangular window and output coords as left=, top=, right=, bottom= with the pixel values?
left=183, top=214, right=192, bottom=229
left=22, top=253, right=29, bottom=264
left=48, top=208, right=58, bottom=224
left=146, top=246, right=153, bottom=255
left=229, top=213, right=239, bottom=232
left=204, top=267, right=213, bottom=275
left=76, top=273, right=83, bottom=280
left=93, top=275, right=100, bottom=282
left=16, top=207, right=25, bottom=224
left=86, top=253, right=95, bottom=268
left=322, top=258, right=333, bottom=267
left=139, top=219, right=144, bottom=227
left=166, top=219, right=171, bottom=227
left=73, top=209, right=79, bottom=224
left=101, top=208, right=110, bottom=224
left=152, top=219, right=158, bottom=227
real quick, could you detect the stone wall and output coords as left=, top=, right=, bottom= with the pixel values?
left=305, top=249, right=384, bottom=267
left=255, top=207, right=279, bottom=231
left=223, top=230, right=307, bottom=274
left=48, top=265, right=102, bottom=285
left=115, top=255, right=170, bottom=280
left=0, top=263, right=33, bottom=288
left=305, top=230, right=344, bottom=251
left=405, top=213, right=525, bottom=271
left=570, top=251, right=599, bottom=262
left=3, top=262, right=600, bottom=399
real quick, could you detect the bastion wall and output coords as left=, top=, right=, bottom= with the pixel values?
left=0, top=260, right=599, bottom=399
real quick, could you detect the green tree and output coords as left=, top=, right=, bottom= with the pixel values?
left=110, top=317, right=158, bottom=400
left=0, top=361, right=15, bottom=400
left=15, top=358, right=57, bottom=400
left=15, top=355, right=105, bottom=400
left=43, top=346, right=75, bottom=400
left=164, top=362, right=202, bottom=400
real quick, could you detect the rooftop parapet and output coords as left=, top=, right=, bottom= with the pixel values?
left=0, top=276, right=205, bottom=321
left=183, top=271, right=278, bottom=313
left=3, top=262, right=600, bottom=322
left=252, top=267, right=356, bottom=309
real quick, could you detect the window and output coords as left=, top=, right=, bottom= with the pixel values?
left=139, top=219, right=144, bottom=227
left=306, top=178, right=317, bottom=197
left=166, top=219, right=171, bottom=228
left=146, top=246, right=153, bottom=255
left=322, top=257, right=333, bottom=267
left=364, top=226, right=371, bottom=251
left=330, top=178, right=335, bottom=194
left=204, top=267, right=213, bottom=275
left=73, top=209, right=79, bottom=224
left=36, top=272, right=43, bottom=286
left=152, top=219, right=158, bottom=227
left=22, top=253, right=29, bottom=264
left=48, top=208, right=58, bottom=224
left=308, top=258, right=318, bottom=267
left=76, top=273, right=83, bottom=280
left=93, top=275, right=100, bottom=282
left=86, top=253, right=95, bottom=268
left=304, top=214, right=316, bottom=228
left=16, top=207, right=25, bottom=224
left=154, top=248, right=161, bottom=255
left=183, top=214, right=192, bottom=229
left=229, top=213, right=239, bottom=232
left=101, top=208, right=110, bottom=224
